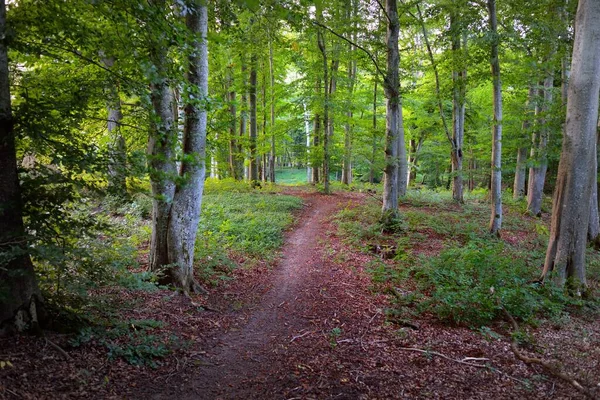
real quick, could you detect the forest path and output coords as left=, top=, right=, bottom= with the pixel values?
left=152, top=189, right=377, bottom=399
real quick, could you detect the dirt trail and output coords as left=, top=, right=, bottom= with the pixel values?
left=154, top=192, right=353, bottom=399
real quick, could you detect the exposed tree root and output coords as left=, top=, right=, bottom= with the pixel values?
left=501, top=307, right=596, bottom=399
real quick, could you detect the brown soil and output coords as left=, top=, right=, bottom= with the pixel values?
left=1, top=190, right=598, bottom=399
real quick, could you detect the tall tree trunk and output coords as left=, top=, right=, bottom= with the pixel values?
left=527, top=71, right=554, bottom=216
left=147, top=1, right=177, bottom=271
left=342, top=0, right=357, bottom=185
left=342, top=57, right=356, bottom=185
left=268, top=40, right=276, bottom=183
left=451, top=16, right=466, bottom=203
left=370, top=77, right=378, bottom=184
left=382, top=0, right=402, bottom=216
left=542, top=0, right=600, bottom=289
left=588, top=130, right=600, bottom=244
left=513, top=85, right=536, bottom=198
left=415, top=3, right=453, bottom=199
left=226, top=63, right=242, bottom=180
left=312, top=109, right=321, bottom=183
left=0, top=0, right=44, bottom=333
left=165, top=1, right=208, bottom=293
left=316, top=7, right=330, bottom=194
left=249, top=55, right=258, bottom=183
left=102, top=57, right=127, bottom=197
left=487, top=0, right=503, bottom=235
left=240, top=57, right=248, bottom=180
left=148, top=2, right=208, bottom=293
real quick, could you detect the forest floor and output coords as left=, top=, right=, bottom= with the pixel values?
left=1, top=188, right=599, bottom=399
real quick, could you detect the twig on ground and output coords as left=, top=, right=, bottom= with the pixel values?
left=45, top=338, right=72, bottom=361
left=290, top=330, right=313, bottom=343
left=398, top=347, right=489, bottom=368
left=5, top=388, right=21, bottom=398
left=500, top=306, right=596, bottom=399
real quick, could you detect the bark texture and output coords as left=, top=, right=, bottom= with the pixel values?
left=542, top=0, right=600, bottom=287
left=102, top=57, right=127, bottom=197
left=148, top=1, right=208, bottom=294
left=527, top=74, right=554, bottom=216
left=165, top=2, right=208, bottom=293
left=382, top=0, right=402, bottom=216
left=249, top=54, right=258, bottom=183
left=316, top=8, right=330, bottom=194
left=0, top=0, right=44, bottom=334
left=487, top=0, right=503, bottom=235
left=451, top=19, right=466, bottom=203
left=513, top=86, right=536, bottom=199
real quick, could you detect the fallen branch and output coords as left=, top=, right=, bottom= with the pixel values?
left=501, top=306, right=596, bottom=399
left=290, top=330, right=313, bottom=343
left=398, top=347, right=489, bottom=369
left=45, top=338, right=72, bottom=361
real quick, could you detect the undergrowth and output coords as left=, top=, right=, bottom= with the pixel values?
left=334, top=188, right=600, bottom=328
left=197, top=182, right=303, bottom=285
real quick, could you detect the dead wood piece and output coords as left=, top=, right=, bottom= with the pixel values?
left=290, top=330, right=313, bottom=343
left=501, top=307, right=596, bottom=399
left=45, top=338, right=72, bottom=361
left=399, top=347, right=489, bottom=368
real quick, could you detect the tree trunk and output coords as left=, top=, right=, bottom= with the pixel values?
left=164, top=2, right=208, bottom=293
left=226, top=63, right=242, bottom=180
left=268, top=40, right=276, bottom=183
left=249, top=54, right=258, bottom=183
left=527, top=73, right=554, bottom=216
left=542, top=0, right=600, bottom=288
left=240, top=57, right=248, bottom=180
left=513, top=85, right=536, bottom=199
left=342, top=57, right=356, bottom=185
left=370, top=77, right=377, bottom=184
left=147, top=10, right=177, bottom=272
left=0, top=0, right=44, bottom=334
left=342, top=0, right=357, bottom=186
left=382, top=0, right=402, bottom=216
left=487, top=0, right=503, bottom=235
left=101, top=57, right=128, bottom=197
left=316, top=7, right=330, bottom=194
left=588, top=131, right=600, bottom=243
left=451, top=16, right=466, bottom=203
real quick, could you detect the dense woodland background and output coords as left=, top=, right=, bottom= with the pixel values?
left=1, top=0, right=600, bottom=397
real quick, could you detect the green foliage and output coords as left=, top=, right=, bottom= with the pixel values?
left=70, top=319, right=175, bottom=368
left=412, top=241, right=549, bottom=325
left=196, top=183, right=303, bottom=284
left=333, top=188, right=600, bottom=328
left=329, top=327, right=342, bottom=348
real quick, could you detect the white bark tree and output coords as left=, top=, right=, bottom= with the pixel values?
left=542, top=0, right=600, bottom=288
left=487, top=0, right=503, bottom=235
left=148, top=1, right=208, bottom=294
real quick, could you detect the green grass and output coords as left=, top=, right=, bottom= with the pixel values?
left=196, top=180, right=303, bottom=285
left=275, top=168, right=309, bottom=185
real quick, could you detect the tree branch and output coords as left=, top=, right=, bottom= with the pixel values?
left=500, top=304, right=596, bottom=399
left=311, top=20, right=388, bottom=87
left=374, top=0, right=391, bottom=24
left=409, top=4, right=453, bottom=146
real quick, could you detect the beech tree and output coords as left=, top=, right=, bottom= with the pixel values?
left=542, top=0, right=600, bottom=288
left=487, top=0, right=503, bottom=235
left=0, top=0, right=44, bottom=333
left=148, top=1, right=209, bottom=293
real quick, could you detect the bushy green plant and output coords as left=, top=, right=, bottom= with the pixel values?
left=412, top=241, right=591, bottom=326
left=70, top=319, right=174, bottom=368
